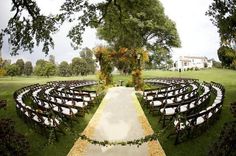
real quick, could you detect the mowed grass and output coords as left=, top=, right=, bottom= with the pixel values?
left=0, top=75, right=99, bottom=156
left=142, top=68, right=236, bottom=156
left=0, top=68, right=235, bottom=156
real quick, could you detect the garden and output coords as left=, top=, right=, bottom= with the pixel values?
left=0, top=0, right=236, bottom=155
left=0, top=68, right=235, bottom=155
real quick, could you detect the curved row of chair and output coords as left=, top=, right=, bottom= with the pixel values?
left=14, top=84, right=62, bottom=138
left=144, top=80, right=197, bottom=102
left=143, top=78, right=225, bottom=144
left=145, top=81, right=200, bottom=115
left=173, top=82, right=224, bottom=144
left=14, top=80, right=98, bottom=138
left=145, top=77, right=198, bottom=85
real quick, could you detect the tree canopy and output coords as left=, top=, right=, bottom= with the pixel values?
left=58, top=61, right=71, bottom=77
left=0, top=0, right=180, bottom=56
left=34, top=59, right=56, bottom=77
left=71, top=57, right=88, bottom=76
left=23, top=61, right=33, bottom=76
left=206, top=0, right=236, bottom=46
left=217, top=45, right=236, bottom=67
left=15, top=59, right=24, bottom=75
left=80, top=47, right=96, bottom=74
left=6, top=64, right=20, bottom=77
left=207, top=0, right=236, bottom=69
left=97, top=0, right=180, bottom=51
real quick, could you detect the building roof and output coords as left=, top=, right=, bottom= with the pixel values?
left=182, top=56, right=207, bottom=60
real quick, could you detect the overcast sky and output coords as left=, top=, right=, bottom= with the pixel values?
left=0, top=0, right=220, bottom=65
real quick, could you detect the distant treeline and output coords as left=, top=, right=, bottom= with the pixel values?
left=0, top=48, right=96, bottom=77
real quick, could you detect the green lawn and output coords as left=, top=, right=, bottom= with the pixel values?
left=142, top=68, right=236, bottom=156
left=0, top=68, right=235, bottom=156
left=0, top=75, right=99, bottom=156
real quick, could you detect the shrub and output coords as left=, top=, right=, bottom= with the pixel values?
left=213, top=61, right=222, bottom=68
left=126, top=80, right=134, bottom=87
left=208, top=121, right=236, bottom=156
left=230, top=60, right=236, bottom=70
left=0, top=119, right=30, bottom=156
left=0, top=68, right=6, bottom=76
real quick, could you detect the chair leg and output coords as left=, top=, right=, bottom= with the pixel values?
left=175, top=131, right=180, bottom=145
left=162, top=116, right=166, bottom=127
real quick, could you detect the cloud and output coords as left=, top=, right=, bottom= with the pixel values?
left=0, top=0, right=221, bottom=65
left=160, top=0, right=220, bottom=61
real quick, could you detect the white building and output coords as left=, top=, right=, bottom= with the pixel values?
left=173, top=56, right=213, bottom=71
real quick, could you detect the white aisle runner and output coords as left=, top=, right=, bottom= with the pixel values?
left=68, top=87, right=165, bottom=156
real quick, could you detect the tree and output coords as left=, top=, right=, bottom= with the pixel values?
left=58, top=61, right=71, bottom=77
left=71, top=57, right=87, bottom=76
left=148, top=47, right=173, bottom=69
left=97, top=0, right=180, bottom=52
left=0, top=58, right=8, bottom=76
left=94, top=0, right=180, bottom=89
left=1, top=0, right=180, bottom=56
left=80, top=48, right=96, bottom=74
left=6, top=64, right=20, bottom=77
left=207, top=0, right=236, bottom=70
left=206, top=0, right=236, bottom=46
left=15, top=59, right=24, bottom=75
left=94, top=46, right=114, bottom=85
left=0, top=0, right=63, bottom=55
left=23, top=61, right=33, bottom=76
left=212, top=60, right=222, bottom=68
left=217, top=46, right=235, bottom=67
left=44, top=62, right=57, bottom=77
left=34, top=59, right=56, bottom=77
left=34, top=59, right=46, bottom=76
left=96, top=0, right=180, bottom=73
left=49, top=55, right=56, bottom=64
left=0, top=68, right=6, bottom=76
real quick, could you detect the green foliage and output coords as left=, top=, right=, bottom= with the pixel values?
left=94, top=46, right=149, bottom=89
left=147, top=47, right=173, bottom=70
left=0, top=119, right=30, bottom=156
left=80, top=47, right=96, bottom=74
left=213, top=60, right=222, bottom=68
left=2, top=0, right=63, bottom=55
left=1, top=60, right=11, bottom=70
left=34, top=59, right=46, bottom=76
left=230, top=59, right=236, bottom=70
left=6, top=64, right=20, bottom=77
left=125, top=80, right=134, bottom=87
left=49, top=55, right=56, bottom=64
left=217, top=46, right=236, bottom=67
left=58, top=61, right=71, bottom=77
left=75, top=133, right=159, bottom=147
left=208, top=121, right=236, bottom=156
left=94, top=46, right=114, bottom=86
left=71, top=57, right=88, bottom=76
left=0, top=68, right=6, bottom=76
left=23, top=61, right=33, bottom=76
left=44, top=62, right=57, bottom=77
left=15, top=59, right=24, bottom=76
left=206, top=0, right=236, bottom=45
left=0, top=58, right=8, bottom=69
left=0, top=69, right=235, bottom=156
left=132, top=69, right=144, bottom=90
left=1, top=0, right=180, bottom=56
left=34, top=59, right=56, bottom=77
left=97, top=0, right=180, bottom=52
